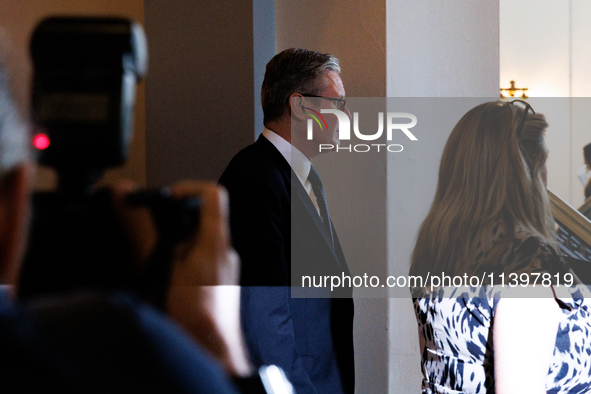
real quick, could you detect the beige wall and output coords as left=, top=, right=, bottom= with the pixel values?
left=143, top=0, right=257, bottom=185
left=0, top=0, right=146, bottom=189
left=276, top=0, right=386, bottom=97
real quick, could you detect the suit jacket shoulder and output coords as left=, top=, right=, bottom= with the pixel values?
left=220, top=136, right=290, bottom=192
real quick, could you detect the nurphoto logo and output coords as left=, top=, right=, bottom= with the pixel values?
left=306, top=109, right=418, bottom=153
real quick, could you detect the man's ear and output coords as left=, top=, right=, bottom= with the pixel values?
left=0, top=165, right=30, bottom=285
left=288, top=93, right=308, bottom=122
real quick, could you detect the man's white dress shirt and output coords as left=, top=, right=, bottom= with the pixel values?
left=262, top=128, right=322, bottom=219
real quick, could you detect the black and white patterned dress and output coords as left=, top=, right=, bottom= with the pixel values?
left=413, top=224, right=591, bottom=393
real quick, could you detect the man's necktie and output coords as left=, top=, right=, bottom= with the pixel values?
left=308, top=166, right=334, bottom=248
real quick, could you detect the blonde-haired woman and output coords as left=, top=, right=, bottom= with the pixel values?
left=410, top=101, right=591, bottom=393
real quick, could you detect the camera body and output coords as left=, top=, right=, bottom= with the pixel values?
left=19, top=17, right=196, bottom=304
left=30, top=16, right=147, bottom=179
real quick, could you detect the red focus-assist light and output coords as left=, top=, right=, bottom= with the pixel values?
left=33, top=134, right=50, bottom=150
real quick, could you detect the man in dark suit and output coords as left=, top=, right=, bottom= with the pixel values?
left=219, top=48, right=354, bottom=394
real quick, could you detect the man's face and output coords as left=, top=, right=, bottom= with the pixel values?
left=314, top=71, right=348, bottom=147
left=289, top=70, right=349, bottom=159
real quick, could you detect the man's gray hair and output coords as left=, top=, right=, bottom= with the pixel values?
left=261, top=48, right=340, bottom=124
left=0, top=60, right=28, bottom=183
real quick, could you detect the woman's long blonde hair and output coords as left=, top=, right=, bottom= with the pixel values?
left=409, top=101, right=556, bottom=278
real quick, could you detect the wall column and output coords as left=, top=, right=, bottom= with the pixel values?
left=144, top=0, right=274, bottom=185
